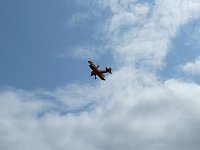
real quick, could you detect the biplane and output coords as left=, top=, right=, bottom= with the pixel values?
left=88, top=60, right=112, bottom=80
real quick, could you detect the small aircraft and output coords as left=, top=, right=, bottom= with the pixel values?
left=88, top=60, right=112, bottom=80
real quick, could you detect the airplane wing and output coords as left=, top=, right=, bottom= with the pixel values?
left=97, top=73, right=106, bottom=80
left=88, top=61, right=95, bottom=66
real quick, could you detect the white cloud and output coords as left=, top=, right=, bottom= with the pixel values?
left=2, top=0, right=200, bottom=150
left=107, top=0, right=200, bottom=68
left=79, top=0, right=200, bottom=68
left=1, top=75, right=200, bottom=150
left=181, top=56, right=200, bottom=75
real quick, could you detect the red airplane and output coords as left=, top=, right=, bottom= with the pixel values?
left=88, top=60, right=112, bottom=80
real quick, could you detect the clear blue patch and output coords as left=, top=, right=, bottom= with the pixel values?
left=0, top=0, right=113, bottom=90
left=159, top=18, right=200, bottom=83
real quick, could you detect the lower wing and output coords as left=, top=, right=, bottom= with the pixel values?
left=97, top=73, right=106, bottom=80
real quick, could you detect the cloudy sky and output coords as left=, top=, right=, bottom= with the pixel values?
left=1, top=0, right=200, bottom=150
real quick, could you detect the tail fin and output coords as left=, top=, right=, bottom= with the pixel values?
left=106, top=68, right=112, bottom=74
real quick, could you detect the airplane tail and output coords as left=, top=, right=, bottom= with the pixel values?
left=106, top=67, right=112, bottom=74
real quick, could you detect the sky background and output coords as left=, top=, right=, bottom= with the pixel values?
left=0, top=0, right=96, bottom=89
left=1, top=0, right=200, bottom=150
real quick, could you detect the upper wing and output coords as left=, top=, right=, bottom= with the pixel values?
left=88, top=61, right=98, bottom=70
left=88, top=61, right=95, bottom=66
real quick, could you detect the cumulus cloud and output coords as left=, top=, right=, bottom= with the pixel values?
left=181, top=56, right=200, bottom=75
left=1, top=73, right=200, bottom=150
left=1, top=0, right=200, bottom=150
left=107, top=0, right=200, bottom=67
left=74, top=0, right=200, bottom=67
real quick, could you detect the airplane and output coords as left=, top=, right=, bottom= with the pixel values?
left=88, top=60, right=112, bottom=80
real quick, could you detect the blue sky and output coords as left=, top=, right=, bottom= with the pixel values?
left=0, top=0, right=97, bottom=89
left=1, top=1, right=200, bottom=150
left=162, top=19, right=200, bottom=81
left=1, top=0, right=199, bottom=90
